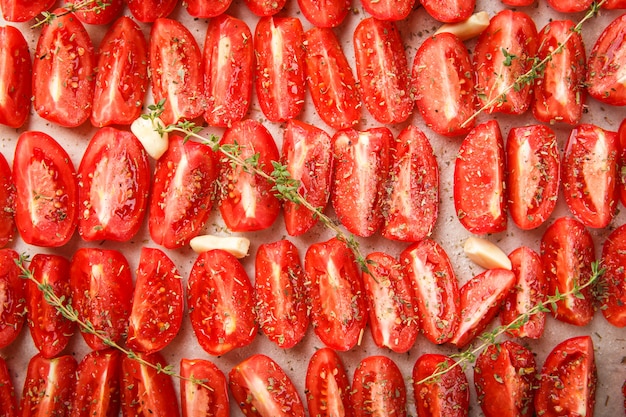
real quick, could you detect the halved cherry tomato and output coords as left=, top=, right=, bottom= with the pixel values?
left=0, top=0, right=54, bottom=22
left=353, top=18, right=413, bottom=124
left=361, top=0, right=414, bottom=20
left=180, top=359, right=229, bottom=417
left=420, top=0, right=474, bottom=22
left=413, top=354, right=469, bottom=417
left=298, top=0, right=349, bottom=27
left=33, top=10, right=95, bottom=127
left=451, top=268, right=516, bottom=348
left=587, top=13, right=626, bottom=105
left=229, top=354, right=305, bottom=417
left=541, top=216, right=595, bottom=326
left=304, top=27, right=361, bottom=130
left=149, top=135, right=218, bottom=249
left=186, top=0, right=233, bottom=17
left=150, top=18, right=204, bottom=125
left=619, top=118, right=626, bottom=207
left=70, top=248, right=133, bottom=351
left=244, top=0, right=286, bottom=16
left=351, top=356, right=406, bottom=417
left=547, top=0, right=592, bottom=12
left=454, top=120, right=507, bottom=234
left=91, top=16, right=149, bottom=127
left=305, top=237, right=367, bottom=351
left=0, top=249, right=23, bottom=349
left=78, top=128, right=150, bottom=242
left=188, top=250, right=257, bottom=356
left=0, top=357, right=17, bottom=417
left=473, top=10, right=538, bottom=115
left=400, top=238, right=460, bottom=345
left=506, top=124, right=560, bottom=230
left=474, top=341, right=537, bottom=417
left=255, top=240, right=309, bottom=349
left=254, top=16, right=306, bottom=122
left=70, top=349, right=121, bottom=417
left=203, top=14, right=253, bottom=128
left=563, top=124, right=618, bottom=228
left=305, top=348, right=354, bottom=417
left=600, top=224, right=626, bottom=327
left=26, top=254, right=73, bottom=358
left=127, top=0, right=178, bottom=22
left=534, top=336, right=596, bottom=417
left=412, top=32, right=476, bottom=137
left=76, top=0, right=124, bottom=25
left=20, top=354, right=77, bottom=417
left=127, top=247, right=184, bottom=354
left=0, top=26, right=31, bottom=128
left=0, top=153, right=15, bottom=248
left=218, top=119, right=280, bottom=232
left=363, top=251, right=418, bottom=353
left=331, top=127, right=391, bottom=237
left=13, top=131, right=77, bottom=247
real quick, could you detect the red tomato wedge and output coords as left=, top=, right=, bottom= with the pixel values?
left=305, top=348, right=354, bottom=417
left=305, top=237, right=367, bottom=351
left=26, top=254, right=73, bottom=358
left=473, top=10, right=538, bottom=115
left=229, top=354, right=305, bottom=417
left=33, top=10, right=95, bottom=127
left=0, top=357, right=17, bottom=417
left=13, top=131, right=77, bottom=247
left=331, top=127, right=391, bottom=237
left=547, top=0, right=592, bottom=12
left=203, top=14, right=253, bottom=128
left=351, top=356, right=406, bottom=417
left=127, top=0, right=178, bottom=22
left=150, top=18, right=204, bottom=126
left=600, top=224, right=626, bottom=327
left=70, top=248, right=133, bottom=351
left=353, top=18, right=413, bottom=124
left=149, top=135, right=218, bottom=249
left=78, top=127, right=150, bottom=242
left=0, top=153, right=15, bottom=248
left=91, top=16, right=149, bottom=127
left=298, top=0, right=349, bottom=27
left=506, top=124, right=560, bottom=230
left=304, top=27, right=361, bottom=130
left=180, top=359, right=229, bottom=417
left=255, top=240, right=309, bottom=349
left=420, top=0, right=475, bottom=23
left=412, top=32, right=476, bottom=137
left=70, top=349, right=121, bottom=417
left=454, top=120, right=507, bottom=234
left=282, top=119, right=333, bottom=236
left=76, top=0, right=124, bottom=25
left=218, top=119, right=280, bottom=232
left=363, top=252, right=418, bottom=353
left=541, top=216, right=595, bottom=326
left=20, top=354, right=77, bottom=417
left=413, top=354, right=470, bottom=417
left=361, top=0, right=414, bottom=20
left=588, top=13, right=626, bottom=105
left=400, top=239, right=460, bottom=345
left=534, top=336, right=597, bottom=417
left=562, top=124, right=618, bottom=229
left=186, top=0, right=233, bottom=17
left=474, top=341, right=537, bottom=417
left=532, top=20, right=586, bottom=125
left=244, top=0, right=286, bottom=16
left=0, top=26, right=31, bottom=128
left=0, top=249, right=23, bottom=349
left=254, top=16, right=306, bottom=123
left=188, top=250, right=257, bottom=356
left=382, top=125, right=439, bottom=241
left=0, top=0, right=54, bottom=22
left=127, top=247, right=184, bottom=354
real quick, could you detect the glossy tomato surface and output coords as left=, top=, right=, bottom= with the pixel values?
left=588, top=13, right=626, bottom=105
left=547, top=0, right=592, bottom=12
left=186, top=0, right=233, bottom=17
left=128, top=0, right=178, bottom=22
left=600, top=224, right=626, bottom=327
left=361, top=0, right=414, bottom=20
left=420, top=0, right=474, bottom=22
left=0, top=0, right=54, bottom=22
left=0, top=357, right=17, bottom=417
left=298, top=0, right=349, bottom=27
left=76, top=0, right=124, bottom=24
left=244, top=0, right=286, bottom=16
left=0, top=249, right=23, bottom=349
left=0, top=153, right=15, bottom=248
left=0, top=26, right=31, bottom=128
left=305, top=348, right=354, bottom=417
left=351, top=356, right=406, bottom=417
left=20, top=354, right=77, bottom=417
left=180, top=359, right=229, bottom=417
left=413, top=354, right=470, bottom=417
left=70, top=349, right=121, bottom=417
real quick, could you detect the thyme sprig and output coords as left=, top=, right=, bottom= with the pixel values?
left=32, top=0, right=111, bottom=28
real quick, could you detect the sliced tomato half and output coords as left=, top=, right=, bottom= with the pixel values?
left=180, top=359, right=229, bottom=417
left=186, top=0, right=233, bottom=17
left=0, top=357, right=17, bottom=417
left=587, top=13, right=626, bottom=105
left=70, top=349, right=121, bottom=417
left=1, top=0, right=54, bottom=22
left=127, top=0, right=178, bottom=22
left=0, top=153, right=15, bottom=248
left=0, top=249, right=23, bottom=349
left=413, top=354, right=470, bottom=417
left=305, top=348, right=354, bottom=417
left=76, top=0, right=124, bottom=24
left=351, top=356, right=406, bottom=417
left=0, top=26, right=31, bottom=128
left=20, top=354, right=77, bottom=417
left=298, top=0, right=349, bottom=27
left=600, top=224, right=626, bottom=327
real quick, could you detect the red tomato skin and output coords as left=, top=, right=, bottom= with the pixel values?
left=532, top=20, right=586, bottom=125
left=382, top=125, right=439, bottom=241
left=619, top=118, right=626, bottom=207
left=0, top=153, right=15, bottom=248
left=454, top=120, right=507, bottom=234
left=534, top=336, right=596, bottom=417
left=70, top=248, right=133, bottom=351
left=0, top=357, right=17, bottom=417
left=20, top=354, right=77, bottom=417
left=186, top=0, right=233, bottom=17
left=474, top=10, right=538, bottom=115
left=149, top=136, right=218, bottom=249
left=547, top=0, right=592, bottom=12
left=0, top=26, right=31, bottom=128
left=203, top=14, right=253, bottom=128
left=78, top=128, right=150, bottom=242
left=600, top=224, right=626, bottom=327
left=180, top=359, right=229, bottom=417
left=91, top=17, right=149, bottom=127
left=413, top=354, right=469, bottom=417
left=305, top=237, right=367, bottom=351
left=304, top=27, right=361, bottom=130
left=218, top=119, right=280, bottom=232
left=244, top=0, right=286, bottom=16
left=563, top=124, right=618, bottom=229
left=13, top=131, right=78, bottom=247
left=353, top=18, right=413, bottom=124
left=255, top=240, right=309, bottom=349
left=0, top=249, right=23, bottom=349
left=506, top=125, right=560, bottom=230
left=351, top=356, right=406, bottom=417
left=541, top=216, right=595, bottom=326
left=420, top=0, right=474, bottom=22
left=305, top=348, right=354, bottom=417
left=361, top=0, right=414, bottom=20
left=412, top=32, right=476, bottom=137
left=282, top=119, right=333, bottom=236
left=127, top=0, right=178, bottom=22
left=474, top=341, right=537, bottom=417
left=298, top=0, right=349, bottom=27
left=588, top=14, right=626, bottom=105
left=127, top=247, right=184, bottom=354
left=603, top=0, right=626, bottom=8
left=229, top=354, right=305, bottom=417
left=70, top=349, right=121, bottom=417
left=188, top=250, right=257, bottom=356
left=0, top=0, right=54, bottom=22
left=76, top=0, right=124, bottom=24
left=331, top=127, right=391, bottom=237
left=33, top=10, right=95, bottom=127
left=501, top=0, right=534, bottom=4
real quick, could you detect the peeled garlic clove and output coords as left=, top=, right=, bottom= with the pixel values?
left=435, top=11, right=490, bottom=41
left=190, top=235, right=251, bottom=259
left=131, top=116, right=169, bottom=160
left=464, top=236, right=512, bottom=270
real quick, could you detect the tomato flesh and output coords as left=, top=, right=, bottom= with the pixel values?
left=0, top=249, right=23, bottom=349
left=0, top=26, right=31, bottom=128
